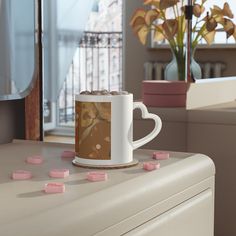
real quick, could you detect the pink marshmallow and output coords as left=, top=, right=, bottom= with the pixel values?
left=86, top=172, right=108, bottom=182
left=12, top=170, right=32, bottom=180
left=49, top=169, right=70, bottom=178
left=44, top=182, right=65, bottom=193
left=61, top=150, right=75, bottom=158
left=143, top=162, right=160, bottom=171
left=26, top=155, right=43, bottom=164
left=152, top=151, right=170, bottom=160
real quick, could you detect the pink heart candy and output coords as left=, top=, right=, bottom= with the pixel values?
left=44, top=182, right=65, bottom=193
left=12, top=170, right=32, bottom=180
left=143, top=162, right=160, bottom=171
left=26, top=155, right=43, bottom=164
left=61, top=150, right=75, bottom=158
left=152, top=151, right=170, bottom=160
left=49, top=169, right=70, bottom=178
left=86, top=172, right=108, bottom=182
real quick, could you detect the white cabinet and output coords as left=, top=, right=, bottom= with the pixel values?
left=125, top=189, right=214, bottom=236
left=0, top=140, right=215, bottom=236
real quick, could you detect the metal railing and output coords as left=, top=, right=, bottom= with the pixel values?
left=58, top=31, right=123, bottom=126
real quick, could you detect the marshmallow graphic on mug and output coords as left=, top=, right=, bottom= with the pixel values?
left=75, top=92, right=162, bottom=167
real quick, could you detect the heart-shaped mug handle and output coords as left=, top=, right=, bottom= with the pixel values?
left=132, top=102, right=162, bottom=150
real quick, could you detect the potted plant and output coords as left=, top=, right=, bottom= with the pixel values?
left=130, top=0, right=236, bottom=81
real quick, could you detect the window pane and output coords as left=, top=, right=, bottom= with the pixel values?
left=43, top=0, right=123, bottom=130
left=151, top=0, right=236, bottom=47
left=57, top=0, right=123, bottom=127
left=0, top=0, right=35, bottom=99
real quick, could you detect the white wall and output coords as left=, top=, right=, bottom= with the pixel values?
left=124, top=0, right=171, bottom=99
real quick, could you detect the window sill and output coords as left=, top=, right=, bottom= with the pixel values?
left=44, top=135, right=75, bottom=144
left=148, top=44, right=236, bottom=50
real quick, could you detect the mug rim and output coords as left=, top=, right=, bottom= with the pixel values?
left=75, top=93, right=132, bottom=102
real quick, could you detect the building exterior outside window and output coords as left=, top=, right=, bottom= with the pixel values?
left=57, top=0, right=123, bottom=127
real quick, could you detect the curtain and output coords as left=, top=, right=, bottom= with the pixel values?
left=43, top=0, right=95, bottom=101
left=11, top=0, right=34, bottom=92
left=0, top=0, right=35, bottom=96
left=0, top=0, right=13, bottom=94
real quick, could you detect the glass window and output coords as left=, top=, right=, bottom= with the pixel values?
left=112, top=55, right=117, bottom=72
left=43, top=0, right=123, bottom=132
left=151, top=0, right=236, bottom=47
left=0, top=0, right=35, bottom=99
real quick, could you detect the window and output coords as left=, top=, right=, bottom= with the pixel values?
left=198, top=0, right=236, bottom=45
left=150, top=0, right=236, bottom=48
left=111, top=21, right=115, bottom=31
left=112, top=55, right=117, bottom=72
left=100, top=60, right=105, bottom=75
left=43, top=0, right=123, bottom=135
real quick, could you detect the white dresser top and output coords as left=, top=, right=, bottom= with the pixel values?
left=0, top=140, right=215, bottom=236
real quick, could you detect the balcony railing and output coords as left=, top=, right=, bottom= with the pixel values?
left=58, top=31, right=123, bottom=126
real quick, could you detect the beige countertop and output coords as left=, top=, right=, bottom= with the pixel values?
left=0, top=140, right=215, bottom=236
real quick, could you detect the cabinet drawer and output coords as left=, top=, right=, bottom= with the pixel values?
left=124, top=189, right=214, bottom=236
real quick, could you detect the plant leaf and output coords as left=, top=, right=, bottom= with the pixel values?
left=137, top=25, right=149, bottom=45
left=143, top=0, right=160, bottom=8
left=206, top=17, right=217, bottom=32
left=211, top=5, right=223, bottom=17
left=144, top=9, right=160, bottom=25
left=193, top=4, right=205, bottom=18
left=176, top=15, right=186, bottom=32
left=233, top=25, right=236, bottom=41
left=223, top=2, right=234, bottom=19
left=132, top=17, right=146, bottom=34
left=130, top=9, right=146, bottom=26
left=154, top=25, right=165, bottom=41
left=159, top=0, right=179, bottom=10
left=214, top=14, right=224, bottom=24
left=222, top=18, right=235, bottom=38
left=203, top=30, right=216, bottom=45
left=162, top=19, right=178, bottom=40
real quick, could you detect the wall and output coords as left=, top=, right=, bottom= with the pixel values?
left=124, top=0, right=169, bottom=99
left=0, top=100, right=25, bottom=144
left=124, top=0, right=236, bottom=99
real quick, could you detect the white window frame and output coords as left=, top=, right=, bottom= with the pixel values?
left=43, top=101, right=57, bottom=131
left=45, top=100, right=75, bottom=136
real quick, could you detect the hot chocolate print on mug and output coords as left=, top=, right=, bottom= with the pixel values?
left=76, top=101, right=111, bottom=160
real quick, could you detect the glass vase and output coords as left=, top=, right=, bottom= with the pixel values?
left=165, top=48, right=202, bottom=81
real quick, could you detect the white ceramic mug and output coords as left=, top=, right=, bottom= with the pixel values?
left=75, top=93, right=162, bottom=166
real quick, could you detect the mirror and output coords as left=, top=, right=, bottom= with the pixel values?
left=0, top=0, right=36, bottom=100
